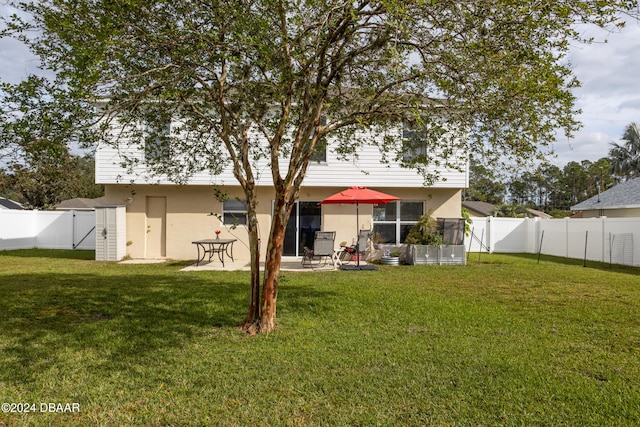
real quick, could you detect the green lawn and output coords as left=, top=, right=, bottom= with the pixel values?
left=0, top=250, right=638, bottom=426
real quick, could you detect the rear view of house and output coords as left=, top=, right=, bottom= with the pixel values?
left=96, top=123, right=468, bottom=262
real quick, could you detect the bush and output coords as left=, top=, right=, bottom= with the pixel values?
left=404, top=213, right=443, bottom=245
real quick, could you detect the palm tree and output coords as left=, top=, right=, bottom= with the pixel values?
left=492, top=203, right=531, bottom=218
left=609, top=122, right=640, bottom=180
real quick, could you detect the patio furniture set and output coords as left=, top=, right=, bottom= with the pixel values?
left=301, top=229, right=371, bottom=269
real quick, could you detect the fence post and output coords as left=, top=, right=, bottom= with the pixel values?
left=71, top=210, right=76, bottom=250
left=565, top=217, right=570, bottom=259
left=537, top=230, right=544, bottom=264
left=487, top=216, right=493, bottom=254
left=532, top=217, right=540, bottom=254
left=583, top=230, right=588, bottom=267
left=601, top=216, right=606, bottom=263
left=609, top=232, right=613, bottom=268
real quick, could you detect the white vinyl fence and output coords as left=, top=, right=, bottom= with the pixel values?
left=2, top=209, right=639, bottom=266
left=466, top=216, right=639, bottom=267
left=0, top=210, right=96, bottom=251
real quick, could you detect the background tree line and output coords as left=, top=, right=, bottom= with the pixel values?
left=1, top=75, right=103, bottom=209
left=465, top=122, right=640, bottom=217
left=0, top=153, right=103, bottom=209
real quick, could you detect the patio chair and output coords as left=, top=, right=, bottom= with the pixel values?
left=357, top=229, right=371, bottom=262
left=302, top=231, right=337, bottom=268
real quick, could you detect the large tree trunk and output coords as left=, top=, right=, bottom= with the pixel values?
left=259, top=194, right=291, bottom=333
left=241, top=189, right=261, bottom=333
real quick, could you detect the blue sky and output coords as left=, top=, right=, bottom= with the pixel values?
left=1, top=6, right=639, bottom=168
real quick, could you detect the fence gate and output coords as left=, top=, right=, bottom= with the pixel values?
left=72, top=211, right=96, bottom=249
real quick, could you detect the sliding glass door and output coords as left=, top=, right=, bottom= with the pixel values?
left=282, top=201, right=321, bottom=256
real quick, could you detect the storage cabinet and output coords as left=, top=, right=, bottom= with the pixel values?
left=95, top=206, right=126, bottom=261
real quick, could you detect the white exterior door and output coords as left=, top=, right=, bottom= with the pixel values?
left=145, top=197, right=166, bottom=258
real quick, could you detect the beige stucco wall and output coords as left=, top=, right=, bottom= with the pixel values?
left=103, top=184, right=462, bottom=261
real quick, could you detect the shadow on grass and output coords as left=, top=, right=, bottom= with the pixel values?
left=505, top=252, right=640, bottom=276
left=0, top=248, right=95, bottom=260
left=166, top=259, right=197, bottom=268
left=0, top=270, right=248, bottom=382
left=0, top=267, right=338, bottom=384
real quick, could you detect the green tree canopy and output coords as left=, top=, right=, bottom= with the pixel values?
left=465, top=158, right=506, bottom=205
left=0, top=76, right=102, bottom=208
left=0, top=154, right=104, bottom=209
left=503, top=158, right=618, bottom=213
left=492, top=202, right=531, bottom=218
left=2, top=0, right=637, bottom=332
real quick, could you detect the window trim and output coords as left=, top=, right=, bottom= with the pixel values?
left=222, top=199, right=248, bottom=226
left=372, top=200, right=424, bottom=244
left=402, top=123, right=428, bottom=162
left=310, top=142, right=327, bottom=163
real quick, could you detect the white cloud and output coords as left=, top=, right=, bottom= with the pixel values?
left=0, top=3, right=41, bottom=83
left=550, top=131, right=617, bottom=167
left=555, top=17, right=640, bottom=165
left=0, top=37, right=38, bottom=83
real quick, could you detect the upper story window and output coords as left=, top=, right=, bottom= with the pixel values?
left=144, top=120, right=171, bottom=162
left=222, top=200, right=248, bottom=225
left=310, top=142, right=327, bottom=163
left=309, top=117, right=327, bottom=163
left=402, top=122, right=428, bottom=162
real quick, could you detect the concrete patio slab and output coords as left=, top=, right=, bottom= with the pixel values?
left=118, top=259, right=167, bottom=264
left=119, top=256, right=374, bottom=272
left=179, top=256, right=345, bottom=272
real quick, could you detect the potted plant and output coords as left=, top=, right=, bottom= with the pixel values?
left=381, top=250, right=401, bottom=265
left=371, top=232, right=385, bottom=249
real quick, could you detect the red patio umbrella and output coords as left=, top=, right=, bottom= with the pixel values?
left=321, top=186, right=399, bottom=269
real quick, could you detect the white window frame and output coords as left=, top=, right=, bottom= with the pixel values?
left=144, top=120, right=171, bottom=162
left=222, top=200, right=248, bottom=226
left=309, top=116, right=328, bottom=163
left=372, top=200, right=424, bottom=244
left=402, top=124, right=428, bottom=162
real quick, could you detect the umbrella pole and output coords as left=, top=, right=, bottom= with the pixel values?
left=356, top=201, right=360, bottom=267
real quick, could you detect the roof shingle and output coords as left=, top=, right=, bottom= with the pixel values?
left=571, top=177, right=640, bottom=211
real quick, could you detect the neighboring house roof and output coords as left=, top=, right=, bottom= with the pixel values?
left=56, top=196, right=108, bottom=210
left=0, top=197, right=24, bottom=210
left=462, top=200, right=551, bottom=218
left=462, top=201, right=495, bottom=217
left=571, top=177, right=640, bottom=211
left=526, top=208, right=552, bottom=219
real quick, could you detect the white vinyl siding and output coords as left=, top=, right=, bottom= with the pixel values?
left=96, top=124, right=468, bottom=188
